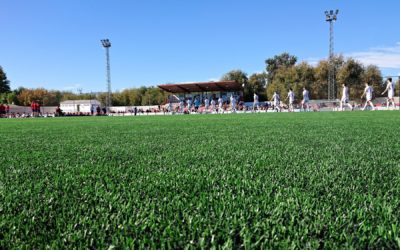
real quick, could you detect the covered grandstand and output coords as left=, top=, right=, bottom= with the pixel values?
left=158, top=81, right=244, bottom=103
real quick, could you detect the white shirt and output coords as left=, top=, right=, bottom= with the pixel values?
left=302, top=90, right=309, bottom=101
left=365, top=86, right=373, bottom=100
left=211, top=100, right=216, bottom=106
left=187, top=99, right=192, bottom=106
left=204, top=98, right=209, bottom=106
left=218, top=98, right=223, bottom=106
left=342, top=86, right=349, bottom=100
left=230, top=96, right=236, bottom=105
left=387, top=81, right=395, bottom=97
left=288, top=91, right=294, bottom=103
left=254, top=94, right=259, bottom=103
left=272, top=93, right=280, bottom=103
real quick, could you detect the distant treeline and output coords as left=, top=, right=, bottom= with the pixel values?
left=0, top=86, right=167, bottom=106
left=1, top=53, right=395, bottom=106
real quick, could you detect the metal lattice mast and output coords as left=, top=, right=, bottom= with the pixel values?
left=325, top=10, right=339, bottom=100
left=101, top=39, right=112, bottom=111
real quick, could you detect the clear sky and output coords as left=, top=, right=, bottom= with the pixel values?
left=1, top=0, right=399, bottom=92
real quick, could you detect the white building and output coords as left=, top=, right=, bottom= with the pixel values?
left=60, top=100, right=101, bottom=113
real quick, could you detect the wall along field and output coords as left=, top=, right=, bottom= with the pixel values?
left=1, top=112, right=400, bottom=248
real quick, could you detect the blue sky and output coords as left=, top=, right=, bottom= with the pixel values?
left=1, top=0, right=399, bottom=92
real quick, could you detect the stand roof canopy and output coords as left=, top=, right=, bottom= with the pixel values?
left=158, top=81, right=243, bottom=93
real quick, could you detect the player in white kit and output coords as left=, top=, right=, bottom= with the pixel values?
left=271, top=91, right=281, bottom=112
left=179, top=99, right=184, bottom=113
left=340, top=83, right=353, bottom=111
left=230, top=95, right=237, bottom=113
left=381, top=78, right=395, bottom=109
left=301, top=87, right=310, bottom=112
left=210, top=98, right=216, bottom=113
left=253, top=93, right=259, bottom=112
left=286, top=88, right=295, bottom=112
left=204, top=97, right=210, bottom=113
left=186, top=99, right=192, bottom=113
left=218, top=97, right=223, bottom=113
left=361, top=82, right=375, bottom=111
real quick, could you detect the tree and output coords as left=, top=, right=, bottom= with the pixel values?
left=336, top=58, right=364, bottom=99
left=295, top=62, right=315, bottom=99
left=265, top=53, right=297, bottom=82
left=313, top=55, right=345, bottom=99
left=266, top=66, right=297, bottom=101
left=221, top=69, right=248, bottom=84
left=141, top=87, right=167, bottom=106
left=247, top=73, right=267, bottom=101
left=6, top=92, right=17, bottom=104
left=0, top=66, right=11, bottom=94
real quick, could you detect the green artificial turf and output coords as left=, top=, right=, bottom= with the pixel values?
left=1, top=112, right=400, bottom=248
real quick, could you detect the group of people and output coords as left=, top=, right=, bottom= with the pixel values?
left=30, top=101, right=41, bottom=117
left=176, top=96, right=233, bottom=114
left=267, top=78, right=396, bottom=113
left=341, top=78, right=396, bottom=111
left=269, top=87, right=311, bottom=112
left=0, top=79, right=396, bottom=119
left=187, top=78, right=396, bottom=114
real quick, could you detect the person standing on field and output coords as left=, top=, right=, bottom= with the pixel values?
left=301, top=87, right=310, bottom=112
left=381, top=77, right=396, bottom=109
left=253, top=93, right=259, bottom=112
left=30, top=101, right=35, bottom=117
left=218, top=97, right=223, bottom=114
left=186, top=98, right=192, bottom=113
left=271, top=91, right=281, bottom=112
left=340, top=83, right=353, bottom=111
left=286, top=88, right=295, bottom=112
left=36, top=101, right=41, bottom=117
left=204, top=97, right=209, bottom=113
left=361, top=82, right=376, bottom=111
left=194, top=97, right=200, bottom=112
left=0, top=103, right=5, bottom=118
left=210, top=98, right=216, bottom=113
left=179, top=99, right=184, bottom=113
left=230, top=95, right=237, bottom=113
left=5, top=104, right=10, bottom=116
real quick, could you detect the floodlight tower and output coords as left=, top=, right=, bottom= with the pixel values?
left=325, top=9, right=339, bottom=100
left=101, top=39, right=112, bottom=111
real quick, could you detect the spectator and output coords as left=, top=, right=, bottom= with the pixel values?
left=5, top=104, right=10, bottom=115
left=0, top=103, right=5, bottom=117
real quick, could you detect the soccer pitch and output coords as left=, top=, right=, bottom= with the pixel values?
left=1, top=112, right=400, bottom=248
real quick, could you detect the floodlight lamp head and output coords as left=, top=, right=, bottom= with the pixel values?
left=325, top=11, right=329, bottom=15
left=330, top=10, right=334, bottom=15
left=101, top=39, right=111, bottom=48
left=336, top=9, right=339, bottom=15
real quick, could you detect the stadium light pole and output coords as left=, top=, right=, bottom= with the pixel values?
left=101, top=39, right=112, bottom=112
left=325, top=9, right=339, bottom=100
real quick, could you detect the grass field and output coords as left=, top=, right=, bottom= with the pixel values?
left=1, top=112, right=400, bottom=249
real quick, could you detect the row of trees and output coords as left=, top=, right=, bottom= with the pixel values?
left=1, top=66, right=168, bottom=106
left=1, top=54, right=397, bottom=106
left=0, top=86, right=167, bottom=107
left=222, top=53, right=392, bottom=102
